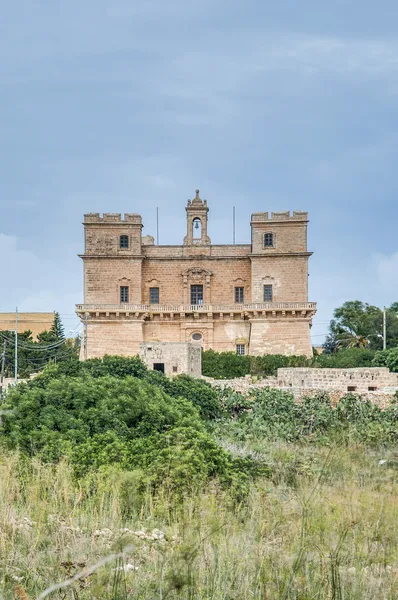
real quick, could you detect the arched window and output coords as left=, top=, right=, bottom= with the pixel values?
left=120, top=235, right=129, bottom=249
left=192, top=218, right=202, bottom=239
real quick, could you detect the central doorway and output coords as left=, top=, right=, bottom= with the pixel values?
left=153, top=363, right=165, bottom=374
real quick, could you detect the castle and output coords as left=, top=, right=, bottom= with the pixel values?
left=76, top=190, right=316, bottom=358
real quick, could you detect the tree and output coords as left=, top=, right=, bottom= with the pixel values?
left=50, top=312, right=65, bottom=340
left=325, top=301, right=398, bottom=351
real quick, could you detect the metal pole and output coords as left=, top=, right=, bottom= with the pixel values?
left=156, top=207, right=159, bottom=245
left=233, top=206, right=236, bottom=244
left=383, top=307, right=387, bottom=350
left=0, top=339, right=6, bottom=396
left=85, top=312, right=89, bottom=361
left=15, top=307, right=18, bottom=384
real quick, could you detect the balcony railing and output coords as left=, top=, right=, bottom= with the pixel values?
left=76, top=302, right=317, bottom=313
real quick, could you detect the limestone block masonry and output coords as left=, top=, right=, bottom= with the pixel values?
left=76, top=190, right=317, bottom=358
left=140, top=342, right=201, bottom=378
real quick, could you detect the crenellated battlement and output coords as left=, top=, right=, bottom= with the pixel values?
left=251, top=211, right=308, bottom=223
left=84, top=213, right=142, bottom=225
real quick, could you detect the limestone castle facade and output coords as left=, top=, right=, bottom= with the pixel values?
left=76, top=190, right=317, bottom=358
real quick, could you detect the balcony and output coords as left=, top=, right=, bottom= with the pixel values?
left=76, top=302, right=317, bottom=319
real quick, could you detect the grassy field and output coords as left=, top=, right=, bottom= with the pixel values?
left=2, top=439, right=398, bottom=599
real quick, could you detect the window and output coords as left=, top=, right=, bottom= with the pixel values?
left=264, top=233, right=274, bottom=247
left=120, top=235, right=129, bottom=249
left=173, top=366, right=178, bottom=373
left=235, top=287, right=244, bottom=303
left=120, top=286, right=129, bottom=303
left=191, top=285, right=203, bottom=305
left=150, top=287, right=159, bottom=304
left=192, top=333, right=202, bottom=341
left=263, top=284, right=273, bottom=302
left=153, top=363, right=165, bottom=373
left=236, top=344, right=246, bottom=356
left=347, top=386, right=357, bottom=392
left=368, top=386, right=377, bottom=391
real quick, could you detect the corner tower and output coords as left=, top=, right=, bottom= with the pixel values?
left=183, top=189, right=211, bottom=246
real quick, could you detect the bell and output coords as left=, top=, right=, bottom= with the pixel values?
left=195, top=220, right=199, bottom=230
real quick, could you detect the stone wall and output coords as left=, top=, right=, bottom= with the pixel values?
left=277, top=368, right=398, bottom=393
left=140, top=342, right=201, bottom=378
left=206, top=367, right=398, bottom=409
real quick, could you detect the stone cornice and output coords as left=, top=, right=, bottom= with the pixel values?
left=249, top=252, right=313, bottom=258
left=78, top=254, right=144, bottom=260
left=76, top=302, right=317, bottom=321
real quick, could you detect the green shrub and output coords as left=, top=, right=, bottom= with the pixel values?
left=373, top=347, right=398, bottom=372
left=313, top=348, right=375, bottom=368
left=202, top=350, right=250, bottom=379
left=250, top=354, right=309, bottom=376
left=0, top=374, right=251, bottom=495
left=145, top=371, right=221, bottom=420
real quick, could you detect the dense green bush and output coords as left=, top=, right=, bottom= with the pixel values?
left=250, top=354, right=309, bottom=376
left=145, top=371, right=221, bottom=420
left=0, top=374, right=251, bottom=495
left=30, top=355, right=220, bottom=420
left=373, top=347, right=398, bottom=372
left=202, top=350, right=251, bottom=379
left=314, top=348, right=376, bottom=368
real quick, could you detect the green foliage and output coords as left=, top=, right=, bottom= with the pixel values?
left=145, top=371, right=221, bottom=420
left=202, top=349, right=250, bottom=379
left=218, top=387, right=398, bottom=446
left=0, top=374, right=245, bottom=495
left=32, top=356, right=220, bottom=420
left=250, top=353, right=309, bottom=376
left=313, top=347, right=376, bottom=368
left=50, top=311, right=65, bottom=339
left=203, top=348, right=378, bottom=380
left=325, top=300, right=398, bottom=351
left=0, top=313, right=80, bottom=379
left=373, top=347, right=398, bottom=372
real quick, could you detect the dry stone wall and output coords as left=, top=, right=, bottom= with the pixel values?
left=206, top=367, right=398, bottom=409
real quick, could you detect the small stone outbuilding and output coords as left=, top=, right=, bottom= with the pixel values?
left=140, top=342, right=201, bottom=378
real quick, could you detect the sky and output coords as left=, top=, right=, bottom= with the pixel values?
left=1, top=0, right=398, bottom=342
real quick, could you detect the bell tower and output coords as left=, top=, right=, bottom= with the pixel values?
left=183, top=189, right=211, bottom=246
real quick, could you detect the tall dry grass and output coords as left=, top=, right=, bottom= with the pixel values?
left=1, top=442, right=398, bottom=599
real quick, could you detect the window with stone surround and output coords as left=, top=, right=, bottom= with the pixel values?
left=150, top=287, right=159, bottom=304
left=120, top=235, right=129, bottom=249
left=235, top=287, right=244, bottom=303
left=236, top=344, right=246, bottom=356
left=120, top=286, right=129, bottom=303
left=264, top=232, right=274, bottom=247
left=263, top=284, right=273, bottom=302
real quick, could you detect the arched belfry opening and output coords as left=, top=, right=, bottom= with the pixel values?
left=192, top=217, right=202, bottom=239
left=184, top=189, right=211, bottom=246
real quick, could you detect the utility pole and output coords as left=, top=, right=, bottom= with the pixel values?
left=85, top=312, right=89, bottom=361
left=383, top=307, right=387, bottom=351
left=0, top=339, right=6, bottom=396
left=15, top=307, right=18, bottom=384
left=156, top=207, right=159, bottom=246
